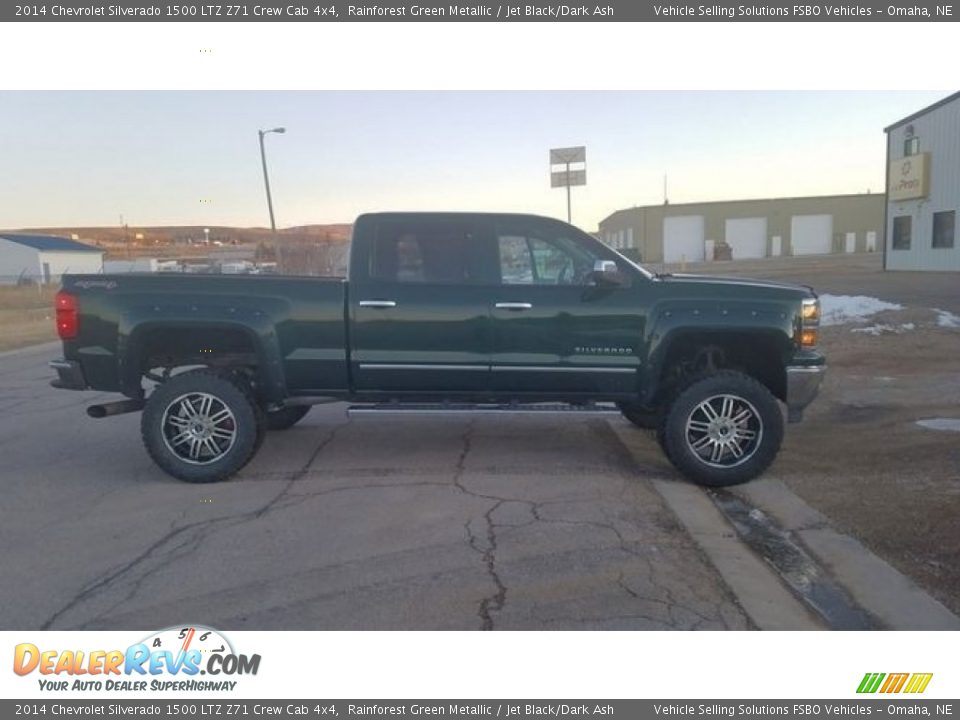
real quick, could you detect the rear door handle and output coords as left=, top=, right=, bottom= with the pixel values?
left=495, top=302, right=533, bottom=310
left=359, top=300, right=397, bottom=308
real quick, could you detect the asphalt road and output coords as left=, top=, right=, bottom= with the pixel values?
left=0, top=343, right=752, bottom=631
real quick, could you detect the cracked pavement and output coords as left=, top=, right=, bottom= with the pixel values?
left=0, top=344, right=750, bottom=630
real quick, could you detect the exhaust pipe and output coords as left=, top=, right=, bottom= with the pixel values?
left=87, top=399, right=145, bottom=419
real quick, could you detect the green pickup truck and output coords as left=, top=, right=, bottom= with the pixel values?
left=50, top=212, right=825, bottom=486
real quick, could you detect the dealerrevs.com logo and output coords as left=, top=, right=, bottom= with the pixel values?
left=857, top=673, right=933, bottom=694
left=13, top=626, right=261, bottom=693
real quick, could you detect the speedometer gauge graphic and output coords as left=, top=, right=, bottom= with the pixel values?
left=140, top=625, right=234, bottom=658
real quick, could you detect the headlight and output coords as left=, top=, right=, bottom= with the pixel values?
left=798, top=298, right=820, bottom=348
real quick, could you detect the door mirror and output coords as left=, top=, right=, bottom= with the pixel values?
left=591, top=259, right=625, bottom=286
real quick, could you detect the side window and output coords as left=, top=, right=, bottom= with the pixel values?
left=932, top=211, right=955, bottom=249
left=529, top=238, right=575, bottom=284
left=497, top=224, right=598, bottom=286
left=370, top=221, right=483, bottom=283
left=892, top=216, right=912, bottom=250
left=498, top=235, right=534, bottom=284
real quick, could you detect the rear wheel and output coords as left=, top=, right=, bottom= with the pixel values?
left=660, top=371, right=783, bottom=487
left=265, top=405, right=311, bottom=431
left=141, top=370, right=261, bottom=483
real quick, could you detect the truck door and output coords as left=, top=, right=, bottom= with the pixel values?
left=350, top=217, right=493, bottom=394
left=490, top=217, right=645, bottom=398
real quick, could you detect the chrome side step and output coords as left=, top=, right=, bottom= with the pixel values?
left=347, top=402, right=620, bottom=416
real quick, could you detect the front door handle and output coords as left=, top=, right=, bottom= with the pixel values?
left=359, top=300, right=397, bottom=309
left=495, top=302, right=533, bottom=310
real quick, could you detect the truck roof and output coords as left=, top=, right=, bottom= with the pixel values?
left=355, top=211, right=572, bottom=224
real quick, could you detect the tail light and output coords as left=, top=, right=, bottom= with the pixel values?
left=55, top=291, right=79, bottom=339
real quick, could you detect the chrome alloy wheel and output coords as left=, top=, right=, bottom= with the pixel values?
left=684, top=393, right=763, bottom=468
left=161, top=392, right=237, bottom=465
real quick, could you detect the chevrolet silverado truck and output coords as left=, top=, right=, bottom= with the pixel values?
left=50, top=212, right=825, bottom=486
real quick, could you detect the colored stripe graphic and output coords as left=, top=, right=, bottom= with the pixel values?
left=857, top=673, right=885, bottom=693
left=857, top=672, right=932, bottom=694
left=881, top=673, right=909, bottom=693
left=904, top=674, right=934, bottom=694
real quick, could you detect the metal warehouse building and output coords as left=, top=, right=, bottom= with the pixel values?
left=0, top=233, right=104, bottom=284
left=884, top=91, right=960, bottom=271
left=598, top=194, right=884, bottom=265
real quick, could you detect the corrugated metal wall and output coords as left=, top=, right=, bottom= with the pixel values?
left=886, top=97, right=960, bottom=271
left=599, top=194, right=885, bottom=264
left=0, top=238, right=42, bottom=284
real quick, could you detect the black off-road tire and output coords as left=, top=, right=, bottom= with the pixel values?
left=617, top=402, right=660, bottom=430
left=660, top=370, right=784, bottom=487
left=141, top=370, right=262, bottom=483
left=655, top=423, right=672, bottom=462
left=226, top=373, right=267, bottom=459
left=264, top=405, right=311, bottom=431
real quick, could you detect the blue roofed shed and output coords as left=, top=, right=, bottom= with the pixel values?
left=0, top=233, right=104, bottom=284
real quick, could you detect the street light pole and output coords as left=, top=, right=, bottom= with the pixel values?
left=258, top=127, right=286, bottom=234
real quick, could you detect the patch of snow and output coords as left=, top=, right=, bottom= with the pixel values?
left=819, top=294, right=903, bottom=326
left=916, top=418, right=960, bottom=433
left=933, top=309, right=960, bottom=328
left=850, top=322, right=915, bottom=336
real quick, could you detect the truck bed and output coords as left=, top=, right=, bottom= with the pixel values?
left=60, top=273, right=349, bottom=399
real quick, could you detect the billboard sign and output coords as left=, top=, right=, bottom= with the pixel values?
left=551, top=169, right=587, bottom=187
left=889, top=153, right=929, bottom=201
left=550, top=146, right=586, bottom=164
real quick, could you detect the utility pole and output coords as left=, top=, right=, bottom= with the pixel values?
left=121, top=213, right=130, bottom=259
left=258, top=127, right=286, bottom=235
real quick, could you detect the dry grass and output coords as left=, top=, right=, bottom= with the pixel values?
left=0, top=285, right=59, bottom=351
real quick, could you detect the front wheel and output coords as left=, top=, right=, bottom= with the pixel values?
left=660, top=371, right=783, bottom=487
left=141, top=370, right=262, bottom=483
left=617, top=402, right=660, bottom=430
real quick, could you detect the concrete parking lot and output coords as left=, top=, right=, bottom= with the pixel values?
left=1, top=252, right=957, bottom=631
left=1, top=346, right=755, bottom=630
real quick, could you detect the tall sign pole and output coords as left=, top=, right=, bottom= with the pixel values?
left=550, top=146, right=586, bottom=224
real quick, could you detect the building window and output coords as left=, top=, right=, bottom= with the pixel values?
left=626, top=227, right=634, bottom=249
left=892, top=216, right=912, bottom=250
left=904, top=137, right=919, bottom=156
left=933, top=211, right=955, bottom=249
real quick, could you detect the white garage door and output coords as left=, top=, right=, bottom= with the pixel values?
left=791, top=214, right=833, bottom=255
left=725, top=217, right=767, bottom=259
left=663, top=215, right=704, bottom=263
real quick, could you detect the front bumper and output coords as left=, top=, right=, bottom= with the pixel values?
left=785, top=364, right=825, bottom=423
left=49, top=359, right=88, bottom=391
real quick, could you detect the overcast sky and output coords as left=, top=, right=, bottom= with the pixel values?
left=0, top=90, right=947, bottom=231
